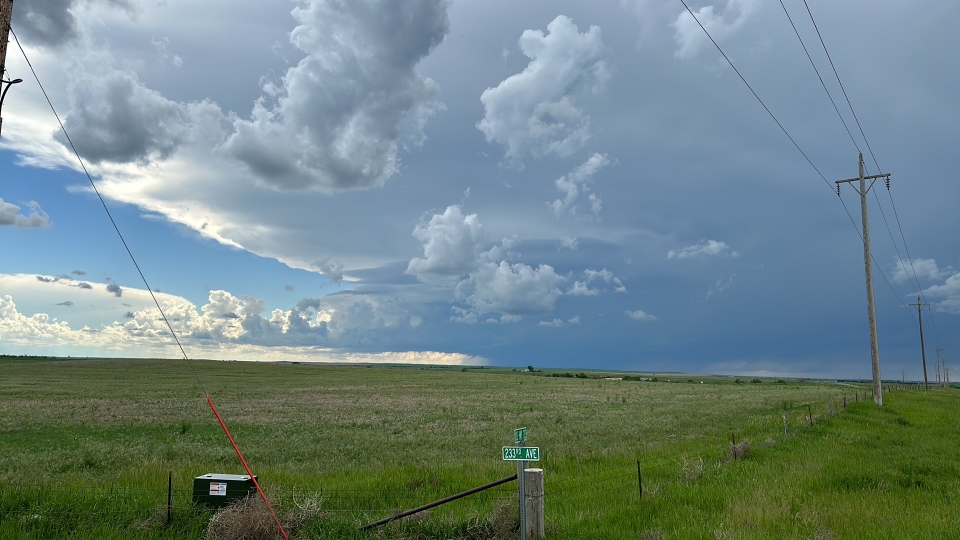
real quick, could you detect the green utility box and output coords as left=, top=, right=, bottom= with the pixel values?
left=192, top=473, right=257, bottom=508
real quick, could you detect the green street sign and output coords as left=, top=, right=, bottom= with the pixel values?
left=502, top=446, right=540, bottom=461
left=514, top=427, right=527, bottom=443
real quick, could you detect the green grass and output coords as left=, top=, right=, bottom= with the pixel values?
left=0, top=357, right=956, bottom=538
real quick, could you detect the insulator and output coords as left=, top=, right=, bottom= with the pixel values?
left=837, top=184, right=841, bottom=196
left=885, top=177, right=890, bottom=190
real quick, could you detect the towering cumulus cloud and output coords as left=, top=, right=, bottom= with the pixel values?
left=477, top=15, right=609, bottom=166
left=223, top=0, right=450, bottom=190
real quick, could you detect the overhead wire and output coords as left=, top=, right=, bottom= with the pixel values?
left=780, top=0, right=919, bottom=325
left=799, top=0, right=944, bottom=347
left=10, top=28, right=289, bottom=540
left=675, top=0, right=912, bottom=320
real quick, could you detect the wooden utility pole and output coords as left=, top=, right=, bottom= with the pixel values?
left=1, top=0, right=20, bottom=139
left=836, top=154, right=890, bottom=406
left=0, top=0, right=13, bottom=76
left=935, top=347, right=944, bottom=388
left=909, top=296, right=930, bottom=390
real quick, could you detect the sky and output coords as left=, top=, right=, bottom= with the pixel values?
left=0, top=0, right=958, bottom=378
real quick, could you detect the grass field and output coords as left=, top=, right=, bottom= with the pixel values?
left=0, top=357, right=957, bottom=538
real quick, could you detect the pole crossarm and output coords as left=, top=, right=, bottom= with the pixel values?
left=835, top=173, right=890, bottom=184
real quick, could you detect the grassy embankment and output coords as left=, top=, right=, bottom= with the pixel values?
left=0, top=357, right=956, bottom=538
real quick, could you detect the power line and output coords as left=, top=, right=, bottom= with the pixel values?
left=10, top=28, right=289, bottom=540
left=675, top=0, right=913, bottom=321
left=777, top=0, right=861, bottom=154
left=778, top=0, right=922, bottom=319
left=799, top=0, right=943, bottom=347
left=9, top=28, right=202, bottom=388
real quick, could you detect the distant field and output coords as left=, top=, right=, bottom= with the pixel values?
left=0, top=357, right=956, bottom=538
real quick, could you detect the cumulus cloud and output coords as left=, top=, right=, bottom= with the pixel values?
left=548, top=153, right=610, bottom=219
left=567, top=281, right=599, bottom=296
left=54, top=50, right=222, bottom=164
left=0, top=291, right=473, bottom=363
left=579, top=268, right=626, bottom=293
left=477, top=15, right=610, bottom=165
left=671, top=0, right=760, bottom=60
left=0, top=199, right=50, bottom=228
left=625, top=309, right=658, bottom=321
left=891, top=258, right=953, bottom=283
left=77, top=282, right=93, bottom=289
left=407, top=206, right=485, bottom=285
left=668, top=239, right=738, bottom=259
left=11, top=0, right=140, bottom=48
left=455, top=261, right=566, bottom=320
left=922, top=272, right=960, bottom=314
left=539, top=316, right=580, bottom=327
left=106, top=283, right=123, bottom=297
left=222, top=0, right=449, bottom=190
left=407, top=206, right=573, bottom=322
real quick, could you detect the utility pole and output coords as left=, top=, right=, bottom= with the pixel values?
left=0, top=0, right=13, bottom=75
left=836, top=153, right=890, bottom=406
left=1, top=0, right=22, bottom=139
left=935, top=347, right=943, bottom=387
left=909, top=296, right=930, bottom=390
left=935, top=347, right=941, bottom=386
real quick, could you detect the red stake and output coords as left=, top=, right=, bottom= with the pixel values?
left=206, top=395, right=289, bottom=540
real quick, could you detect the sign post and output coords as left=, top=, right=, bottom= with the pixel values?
left=505, top=428, right=538, bottom=540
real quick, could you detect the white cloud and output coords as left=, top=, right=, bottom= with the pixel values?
left=558, top=236, right=579, bottom=252
left=583, top=268, right=626, bottom=293
left=406, top=206, right=485, bottom=285
left=922, top=272, right=960, bottom=314
left=548, top=153, right=610, bottom=219
left=0, top=275, right=467, bottom=362
left=477, top=15, right=610, bottom=165
left=538, top=316, right=580, bottom=327
left=455, top=261, right=566, bottom=319
left=407, top=207, right=578, bottom=322
left=891, top=257, right=953, bottom=283
left=0, top=1, right=454, bottom=283
left=668, top=239, right=739, bottom=259
left=222, top=0, right=449, bottom=190
left=567, top=281, right=598, bottom=296
left=0, top=199, right=49, bottom=228
left=671, top=0, right=760, bottom=60
left=705, top=274, right=735, bottom=299
left=625, top=309, right=658, bottom=321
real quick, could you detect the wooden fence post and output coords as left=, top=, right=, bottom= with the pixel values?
left=524, top=468, right=545, bottom=538
left=167, top=470, right=172, bottom=526
left=807, top=404, right=813, bottom=426
left=636, top=459, right=643, bottom=499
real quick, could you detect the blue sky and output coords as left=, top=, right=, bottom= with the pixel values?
left=1, top=0, right=958, bottom=378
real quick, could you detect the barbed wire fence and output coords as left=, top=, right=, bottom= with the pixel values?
left=0, top=386, right=906, bottom=535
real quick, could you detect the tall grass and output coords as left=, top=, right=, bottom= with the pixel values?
left=1, top=358, right=956, bottom=537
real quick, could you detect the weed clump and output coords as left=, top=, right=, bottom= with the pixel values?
left=206, top=494, right=324, bottom=540
left=724, top=440, right=751, bottom=462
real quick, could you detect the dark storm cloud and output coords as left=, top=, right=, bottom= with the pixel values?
left=106, top=283, right=123, bottom=297
left=222, top=0, right=450, bottom=191
left=71, top=270, right=86, bottom=276
left=11, top=0, right=139, bottom=48
left=56, top=69, right=187, bottom=164
left=77, top=282, right=93, bottom=289
left=56, top=301, right=74, bottom=306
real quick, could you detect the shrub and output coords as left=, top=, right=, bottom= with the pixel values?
left=751, top=378, right=762, bottom=384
